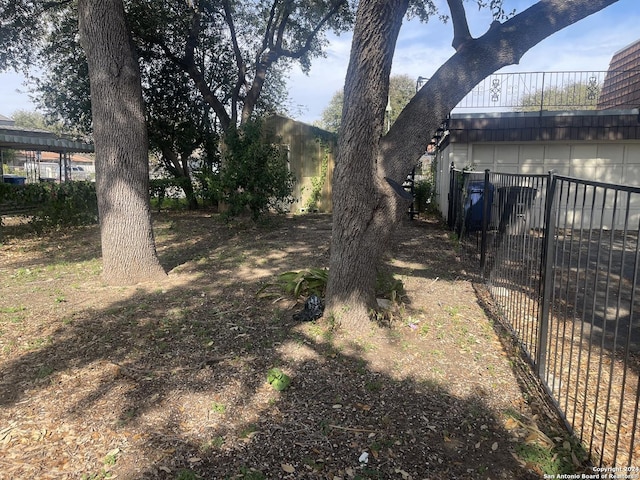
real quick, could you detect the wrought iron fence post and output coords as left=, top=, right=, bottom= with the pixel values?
left=537, top=170, right=557, bottom=377
left=480, top=169, right=490, bottom=277
left=539, top=72, right=546, bottom=112
left=448, top=162, right=455, bottom=230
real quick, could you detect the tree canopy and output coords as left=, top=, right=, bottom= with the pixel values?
left=518, top=82, right=599, bottom=111
left=2, top=0, right=359, bottom=137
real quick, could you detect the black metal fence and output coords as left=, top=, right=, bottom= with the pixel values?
left=451, top=166, right=640, bottom=467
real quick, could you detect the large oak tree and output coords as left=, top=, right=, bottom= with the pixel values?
left=77, top=0, right=166, bottom=284
left=1, top=0, right=355, bottom=284
left=326, top=0, right=621, bottom=328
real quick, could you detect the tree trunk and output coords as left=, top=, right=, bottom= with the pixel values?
left=182, top=174, right=199, bottom=210
left=327, top=0, right=619, bottom=330
left=160, top=145, right=199, bottom=210
left=325, top=0, right=409, bottom=328
left=78, top=0, right=166, bottom=285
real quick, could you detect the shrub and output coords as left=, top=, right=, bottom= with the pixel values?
left=413, top=179, right=436, bottom=214
left=193, top=165, right=222, bottom=208
left=219, top=119, right=294, bottom=219
left=258, top=267, right=405, bottom=303
left=0, top=181, right=98, bottom=230
left=258, top=267, right=329, bottom=299
left=149, top=177, right=190, bottom=211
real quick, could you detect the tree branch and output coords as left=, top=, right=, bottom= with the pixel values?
left=273, top=0, right=294, bottom=53
left=241, top=0, right=347, bottom=122
left=263, top=0, right=279, bottom=52
left=385, top=0, right=620, bottom=182
left=447, top=0, right=472, bottom=51
left=221, top=0, right=248, bottom=126
left=275, top=0, right=348, bottom=60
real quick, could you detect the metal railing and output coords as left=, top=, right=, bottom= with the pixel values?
left=451, top=166, right=640, bottom=468
left=453, top=70, right=640, bottom=112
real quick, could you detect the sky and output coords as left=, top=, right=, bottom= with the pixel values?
left=1, top=0, right=639, bottom=124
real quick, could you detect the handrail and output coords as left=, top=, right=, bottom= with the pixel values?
left=452, top=69, right=640, bottom=112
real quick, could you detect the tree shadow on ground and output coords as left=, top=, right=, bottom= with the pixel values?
left=0, top=212, right=552, bottom=479
left=0, top=285, right=540, bottom=479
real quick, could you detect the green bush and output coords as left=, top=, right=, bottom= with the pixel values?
left=193, top=165, right=221, bottom=208
left=219, top=119, right=294, bottom=219
left=0, top=181, right=98, bottom=229
left=149, top=177, right=190, bottom=211
left=258, top=267, right=405, bottom=303
left=413, top=179, right=436, bottom=214
left=258, top=267, right=329, bottom=299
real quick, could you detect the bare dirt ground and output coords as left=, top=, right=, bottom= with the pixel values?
left=0, top=212, right=585, bottom=479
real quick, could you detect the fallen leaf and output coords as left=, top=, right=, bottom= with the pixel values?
left=491, top=442, right=498, bottom=451
left=504, top=417, right=519, bottom=430
left=395, top=468, right=412, bottom=480
left=106, top=448, right=120, bottom=457
left=525, top=432, right=540, bottom=444
left=281, top=463, right=295, bottom=473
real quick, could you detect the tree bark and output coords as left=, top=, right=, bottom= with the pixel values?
left=78, top=0, right=167, bottom=285
left=325, top=0, right=409, bottom=327
left=326, top=0, right=619, bottom=330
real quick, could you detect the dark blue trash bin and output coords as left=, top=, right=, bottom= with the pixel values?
left=464, top=181, right=494, bottom=233
left=2, top=175, right=26, bottom=185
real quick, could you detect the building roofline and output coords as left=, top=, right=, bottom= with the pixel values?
left=611, top=38, right=640, bottom=58
left=450, top=108, right=639, bottom=120
left=0, top=125, right=93, bottom=153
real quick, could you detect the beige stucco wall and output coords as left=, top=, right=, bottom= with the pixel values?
left=464, top=142, right=640, bottom=184
left=436, top=140, right=640, bottom=229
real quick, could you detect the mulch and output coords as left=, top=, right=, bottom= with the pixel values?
left=0, top=212, right=581, bottom=479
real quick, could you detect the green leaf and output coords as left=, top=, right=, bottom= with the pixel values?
left=267, top=368, right=291, bottom=391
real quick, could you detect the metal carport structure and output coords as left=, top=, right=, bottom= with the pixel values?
left=0, top=123, right=94, bottom=183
